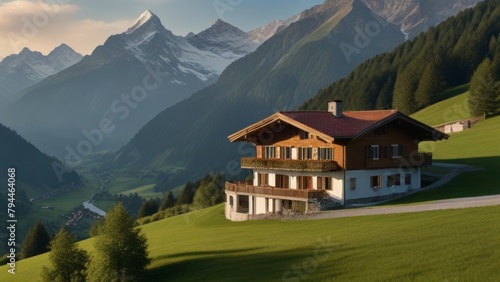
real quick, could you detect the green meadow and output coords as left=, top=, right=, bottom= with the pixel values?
left=1, top=204, right=499, bottom=281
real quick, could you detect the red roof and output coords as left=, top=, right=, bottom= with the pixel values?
left=280, top=110, right=398, bottom=138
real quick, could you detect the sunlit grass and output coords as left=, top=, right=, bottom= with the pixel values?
left=2, top=204, right=499, bottom=281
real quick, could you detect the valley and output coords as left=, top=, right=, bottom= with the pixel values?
left=1, top=0, right=499, bottom=280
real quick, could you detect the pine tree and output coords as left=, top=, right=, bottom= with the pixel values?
left=41, top=227, right=88, bottom=282
left=376, top=76, right=394, bottom=109
left=392, top=64, right=420, bottom=114
left=160, top=191, right=175, bottom=211
left=415, top=63, right=445, bottom=109
left=21, top=221, right=51, bottom=259
left=468, top=58, right=500, bottom=117
left=137, top=198, right=159, bottom=219
left=176, top=181, right=197, bottom=205
left=87, top=202, right=150, bottom=281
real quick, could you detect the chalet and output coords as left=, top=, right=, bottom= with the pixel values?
left=224, top=101, right=449, bottom=221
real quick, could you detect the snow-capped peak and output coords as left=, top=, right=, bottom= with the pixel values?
left=126, top=10, right=158, bottom=34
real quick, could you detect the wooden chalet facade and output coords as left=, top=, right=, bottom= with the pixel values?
left=224, top=101, right=449, bottom=221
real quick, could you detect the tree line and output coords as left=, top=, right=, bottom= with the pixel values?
left=136, top=173, right=226, bottom=221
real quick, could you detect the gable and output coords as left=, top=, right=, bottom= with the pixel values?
left=228, top=110, right=448, bottom=145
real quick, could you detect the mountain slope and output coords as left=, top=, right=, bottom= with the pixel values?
left=300, top=0, right=500, bottom=114
left=0, top=44, right=82, bottom=109
left=112, top=0, right=405, bottom=189
left=0, top=123, right=81, bottom=194
left=362, top=0, right=482, bottom=38
left=1, top=10, right=261, bottom=157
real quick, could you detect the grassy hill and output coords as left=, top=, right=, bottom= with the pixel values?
left=385, top=102, right=500, bottom=205
left=1, top=204, right=499, bottom=281
left=411, top=84, right=471, bottom=126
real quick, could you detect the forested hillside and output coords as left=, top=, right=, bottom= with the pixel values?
left=301, top=0, right=500, bottom=114
left=0, top=124, right=81, bottom=193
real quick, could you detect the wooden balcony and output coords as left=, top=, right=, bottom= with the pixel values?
left=241, top=157, right=337, bottom=172
left=225, top=182, right=327, bottom=199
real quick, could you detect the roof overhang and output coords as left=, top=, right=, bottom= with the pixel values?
left=351, top=112, right=449, bottom=142
left=227, top=112, right=335, bottom=144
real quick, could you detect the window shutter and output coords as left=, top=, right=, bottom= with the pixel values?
left=383, top=146, right=388, bottom=158
left=366, top=146, right=371, bottom=159
left=399, top=145, right=403, bottom=157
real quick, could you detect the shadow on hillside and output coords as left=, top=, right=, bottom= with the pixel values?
left=149, top=246, right=347, bottom=281
left=154, top=247, right=264, bottom=260
left=384, top=156, right=500, bottom=205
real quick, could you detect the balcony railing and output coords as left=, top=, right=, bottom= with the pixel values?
left=241, top=157, right=337, bottom=172
left=225, top=182, right=327, bottom=199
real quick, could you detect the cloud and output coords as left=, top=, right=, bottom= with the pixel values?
left=0, top=1, right=133, bottom=58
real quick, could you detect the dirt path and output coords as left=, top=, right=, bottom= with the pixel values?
left=307, top=194, right=500, bottom=219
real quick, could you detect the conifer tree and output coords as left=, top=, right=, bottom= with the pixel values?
left=21, top=221, right=50, bottom=259
left=41, top=227, right=88, bottom=282
left=468, top=58, right=500, bottom=118
left=415, top=63, right=445, bottom=109
left=176, top=181, right=197, bottom=205
left=392, top=65, right=420, bottom=114
left=160, top=191, right=175, bottom=210
left=87, top=202, right=150, bottom=281
left=137, top=198, right=159, bottom=219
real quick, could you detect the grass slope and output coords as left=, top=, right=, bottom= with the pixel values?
left=392, top=114, right=500, bottom=204
left=412, top=85, right=471, bottom=126
left=2, top=204, right=499, bottom=281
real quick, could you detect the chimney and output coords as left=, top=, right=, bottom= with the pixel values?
left=328, top=100, right=343, bottom=118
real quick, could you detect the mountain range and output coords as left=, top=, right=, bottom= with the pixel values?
left=112, top=0, right=407, bottom=189
left=0, top=10, right=289, bottom=157
left=0, top=44, right=82, bottom=110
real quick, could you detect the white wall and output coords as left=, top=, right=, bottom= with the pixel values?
left=255, top=196, right=266, bottom=214
left=331, top=170, right=344, bottom=202
left=345, top=167, right=420, bottom=201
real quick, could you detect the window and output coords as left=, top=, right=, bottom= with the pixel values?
left=350, top=178, right=356, bottom=190
left=371, top=175, right=382, bottom=189
left=317, top=177, right=332, bottom=190
left=391, top=144, right=402, bottom=158
left=370, top=145, right=380, bottom=160
left=264, top=146, right=275, bottom=158
left=325, top=177, right=331, bottom=190
left=229, top=196, right=234, bottom=206
left=318, top=148, right=333, bottom=160
left=405, top=173, right=411, bottom=185
left=296, top=176, right=312, bottom=189
left=387, top=174, right=401, bottom=187
left=258, top=173, right=268, bottom=186
left=298, top=147, right=312, bottom=160
left=276, top=174, right=289, bottom=188
left=279, top=147, right=291, bottom=159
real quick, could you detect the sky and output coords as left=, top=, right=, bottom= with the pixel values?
left=0, top=0, right=325, bottom=59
